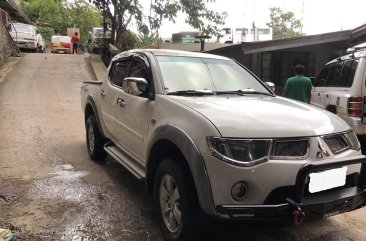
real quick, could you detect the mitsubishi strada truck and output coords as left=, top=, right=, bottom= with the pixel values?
left=81, top=49, right=366, bottom=241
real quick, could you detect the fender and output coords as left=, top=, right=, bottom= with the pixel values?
left=85, top=95, right=107, bottom=138
left=147, top=124, right=216, bottom=216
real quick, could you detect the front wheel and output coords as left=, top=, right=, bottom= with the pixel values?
left=155, top=159, right=202, bottom=241
left=86, top=115, right=107, bottom=160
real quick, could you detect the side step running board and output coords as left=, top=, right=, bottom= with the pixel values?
left=104, top=144, right=145, bottom=181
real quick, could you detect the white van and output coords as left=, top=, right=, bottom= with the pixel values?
left=311, top=44, right=366, bottom=139
left=7, top=22, right=45, bottom=53
left=219, top=27, right=247, bottom=44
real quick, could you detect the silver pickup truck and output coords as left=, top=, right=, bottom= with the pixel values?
left=81, top=49, right=366, bottom=241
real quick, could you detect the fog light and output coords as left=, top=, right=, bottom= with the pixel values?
left=231, top=182, right=247, bottom=201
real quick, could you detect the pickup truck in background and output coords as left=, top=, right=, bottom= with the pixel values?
left=81, top=49, right=366, bottom=241
left=7, top=22, right=45, bottom=53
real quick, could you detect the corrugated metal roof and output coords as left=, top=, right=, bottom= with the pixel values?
left=0, top=0, right=31, bottom=24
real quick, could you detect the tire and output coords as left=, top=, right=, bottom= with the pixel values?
left=154, top=159, right=202, bottom=241
left=86, top=115, right=107, bottom=160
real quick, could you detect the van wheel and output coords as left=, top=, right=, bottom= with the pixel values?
left=86, top=115, right=107, bottom=160
left=154, top=159, right=201, bottom=241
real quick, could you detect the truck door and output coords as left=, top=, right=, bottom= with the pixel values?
left=100, top=60, right=131, bottom=138
left=113, top=55, right=154, bottom=164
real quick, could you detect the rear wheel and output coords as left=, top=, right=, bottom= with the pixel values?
left=154, top=159, right=202, bottom=241
left=86, top=115, right=107, bottom=160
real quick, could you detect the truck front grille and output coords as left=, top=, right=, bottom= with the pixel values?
left=323, top=134, right=350, bottom=154
left=272, top=139, right=309, bottom=159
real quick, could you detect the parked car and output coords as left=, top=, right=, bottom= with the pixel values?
left=7, top=22, right=45, bottom=53
left=50, top=36, right=72, bottom=54
left=89, top=27, right=111, bottom=53
left=311, top=44, right=366, bottom=140
left=81, top=49, right=366, bottom=241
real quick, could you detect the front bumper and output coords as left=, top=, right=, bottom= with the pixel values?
left=51, top=47, right=71, bottom=54
left=16, top=42, right=36, bottom=50
left=216, top=155, right=366, bottom=221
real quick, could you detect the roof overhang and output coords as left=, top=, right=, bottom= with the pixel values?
left=0, top=0, right=31, bottom=24
left=241, top=30, right=352, bottom=54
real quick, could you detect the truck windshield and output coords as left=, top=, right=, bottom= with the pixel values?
left=156, top=56, right=269, bottom=94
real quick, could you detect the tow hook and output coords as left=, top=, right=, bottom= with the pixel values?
left=286, top=198, right=305, bottom=225
left=292, top=210, right=305, bottom=225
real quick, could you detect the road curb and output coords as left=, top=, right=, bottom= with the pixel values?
left=87, top=54, right=107, bottom=81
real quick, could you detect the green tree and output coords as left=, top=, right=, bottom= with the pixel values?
left=89, top=0, right=226, bottom=49
left=21, top=0, right=102, bottom=42
left=65, top=0, right=103, bottom=41
left=266, top=7, right=302, bottom=40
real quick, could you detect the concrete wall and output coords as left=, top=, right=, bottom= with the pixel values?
left=0, top=23, right=18, bottom=67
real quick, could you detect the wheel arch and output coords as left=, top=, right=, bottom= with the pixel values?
left=84, top=96, right=107, bottom=138
left=146, top=124, right=216, bottom=216
left=326, top=105, right=337, bottom=114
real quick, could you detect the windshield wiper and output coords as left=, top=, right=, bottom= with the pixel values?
left=216, top=89, right=274, bottom=97
left=167, top=89, right=215, bottom=96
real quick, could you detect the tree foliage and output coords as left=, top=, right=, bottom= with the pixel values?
left=266, top=7, right=302, bottom=40
left=20, top=0, right=102, bottom=42
left=89, top=0, right=227, bottom=49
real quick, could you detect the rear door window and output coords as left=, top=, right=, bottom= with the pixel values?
left=109, top=61, right=130, bottom=87
left=338, top=60, right=358, bottom=87
left=315, top=62, right=342, bottom=87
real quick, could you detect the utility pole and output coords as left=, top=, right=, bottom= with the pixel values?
left=300, top=0, right=304, bottom=35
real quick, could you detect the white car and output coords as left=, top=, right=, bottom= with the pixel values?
left=7, top=22, right=45, bottom=53
left=311, top=44, right=366, bottom=139
left=81, top=49, right=366, bottom=241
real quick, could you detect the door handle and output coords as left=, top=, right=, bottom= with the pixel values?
left=100, top=90, right=106, bottom=97
left=117, top=98, right=126, bottom=107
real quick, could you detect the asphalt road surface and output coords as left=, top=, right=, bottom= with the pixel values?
left=1, top=53, right=366, bottom=241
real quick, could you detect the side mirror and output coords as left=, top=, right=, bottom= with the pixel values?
left=123, top=77, right=148, bottom=96
left=265, top=82, right=275, bottom=93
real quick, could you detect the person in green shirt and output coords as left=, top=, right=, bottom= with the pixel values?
left=283, top=64, right=312, bottom=103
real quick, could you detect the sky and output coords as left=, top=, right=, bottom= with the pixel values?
left=141, top=0, right=366, bottom=38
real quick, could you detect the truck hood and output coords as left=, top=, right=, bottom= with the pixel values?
left=169, top=95, right=349, bottom=138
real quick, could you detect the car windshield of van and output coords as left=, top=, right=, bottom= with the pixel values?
left=13, top=24, right=34, bottom=33
left=156, top=56, right=270, bottom=95
left=93, top=28, right=111, bottom=38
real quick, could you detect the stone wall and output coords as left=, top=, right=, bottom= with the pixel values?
left=0, top=22, right=18, bottom=67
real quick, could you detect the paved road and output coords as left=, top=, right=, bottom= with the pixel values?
left=1, top=53, right=366, bottom=241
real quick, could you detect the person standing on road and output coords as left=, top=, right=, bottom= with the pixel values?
left=283, top=64, right=312, bottom=103
left=71, top=32, right=80, bottom=54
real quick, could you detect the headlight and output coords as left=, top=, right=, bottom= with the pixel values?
left=207, top=137, right=271, bottom=167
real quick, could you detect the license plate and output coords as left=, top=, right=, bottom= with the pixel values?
left=59, top=51, right=64, bottom=54
left=309, top=167, right=347, bottom=193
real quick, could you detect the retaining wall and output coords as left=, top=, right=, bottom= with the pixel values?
left=0, top=22, right=18, bottom=67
